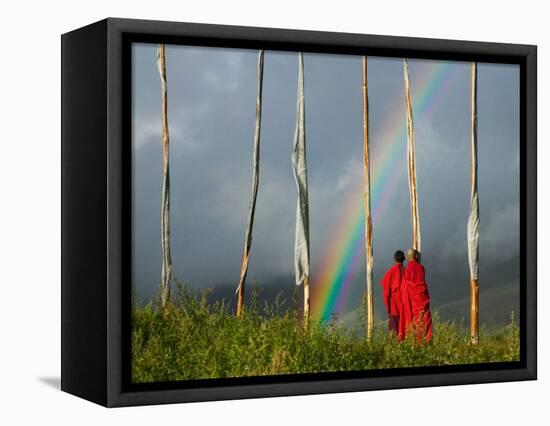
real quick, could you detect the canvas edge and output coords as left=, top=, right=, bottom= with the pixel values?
left=61, top=18, right=110, bottom=407
left=58, top=17, right=539, bottom=407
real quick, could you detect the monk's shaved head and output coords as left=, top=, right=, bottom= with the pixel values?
left=407, top=248, right=418, bottom=261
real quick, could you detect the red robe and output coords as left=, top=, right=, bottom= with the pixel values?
left=381, top=263, right=403, bottom=316
left=398, top=259, right=433, bottom=343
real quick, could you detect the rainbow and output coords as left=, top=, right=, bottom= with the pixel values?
left=311, top=59, right=461, bottom=322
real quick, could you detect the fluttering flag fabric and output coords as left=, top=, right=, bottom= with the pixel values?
left=157, top=45, right=173, bottom=311
left=403, top=59, right=422, bottom=252
left=236, top=50, right=264, bottom=317
left=291, top=52, right=311, bottom=321
left=362, top=56, right=375, bottom=340
left=468, top=62, right=480, bottom=344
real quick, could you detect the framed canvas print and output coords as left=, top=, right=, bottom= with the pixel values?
left=61, top=18, right=537, bottom=407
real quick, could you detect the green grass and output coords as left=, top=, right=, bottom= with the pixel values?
left=131, top=285, right=519, bottom=383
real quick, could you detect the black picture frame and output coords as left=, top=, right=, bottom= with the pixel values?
left=61, top=17, right=537, bottom=407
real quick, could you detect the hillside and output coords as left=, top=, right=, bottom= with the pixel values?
left=331, top=281, right=518, bottom=333
left=436, top=281, right=519, bottom=330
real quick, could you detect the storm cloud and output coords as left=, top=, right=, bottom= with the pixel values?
left=131, top=44, right=520, bottom=325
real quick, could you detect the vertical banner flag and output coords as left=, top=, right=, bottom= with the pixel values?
left=468, top=62, right=480, bottom=344
left=291, top=52, right=311, bottom=322
left=157, top=44, right=173, bottom=311
left=362, top=56, right=375, bottom=339
left=236, top=50, right=265, bottom=317
left=403, top=59, right=422, bottom=252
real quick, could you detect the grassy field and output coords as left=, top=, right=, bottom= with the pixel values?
left=131, top=285, right=519, bottom=383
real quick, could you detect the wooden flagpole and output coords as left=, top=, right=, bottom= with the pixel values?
left=236, top=50, right=264, bottom=318
left=157, top=44, right=173, bottom=316
left=403, top=59, right=422, bottom=252
left=468, top=62, right=480, bottom=345
left=291, top=52, right=311, bottom=328
left=362, top=56, right=374, bottom=340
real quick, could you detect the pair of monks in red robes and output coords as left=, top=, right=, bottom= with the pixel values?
left=380, top=248, right=433, bottom=343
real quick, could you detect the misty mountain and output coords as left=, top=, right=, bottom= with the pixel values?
left=134, top=254, right=518, bottom=331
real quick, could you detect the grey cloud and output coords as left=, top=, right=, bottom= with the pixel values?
left=131, top=44, right=520, bottom=327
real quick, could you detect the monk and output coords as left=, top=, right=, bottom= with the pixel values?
left=380, top=250, right=405, bottom=334
left=398, top=248, right=433, bottom=343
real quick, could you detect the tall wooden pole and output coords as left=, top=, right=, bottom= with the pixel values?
left=303, top=275, right=310, bottom=325
left=468, top=62, right=480, bottom=345
left=236, top=50, right=264, bottom=318
left=157, top=44, right=173, bottom=315
left=403, top=59, right=422, bottom=252
left=291, top=52, right=311, bottom=328
left=362, top=56, right=374, bottom=340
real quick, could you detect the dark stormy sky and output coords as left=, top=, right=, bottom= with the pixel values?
left=131, top=43, right=519, bottom=323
